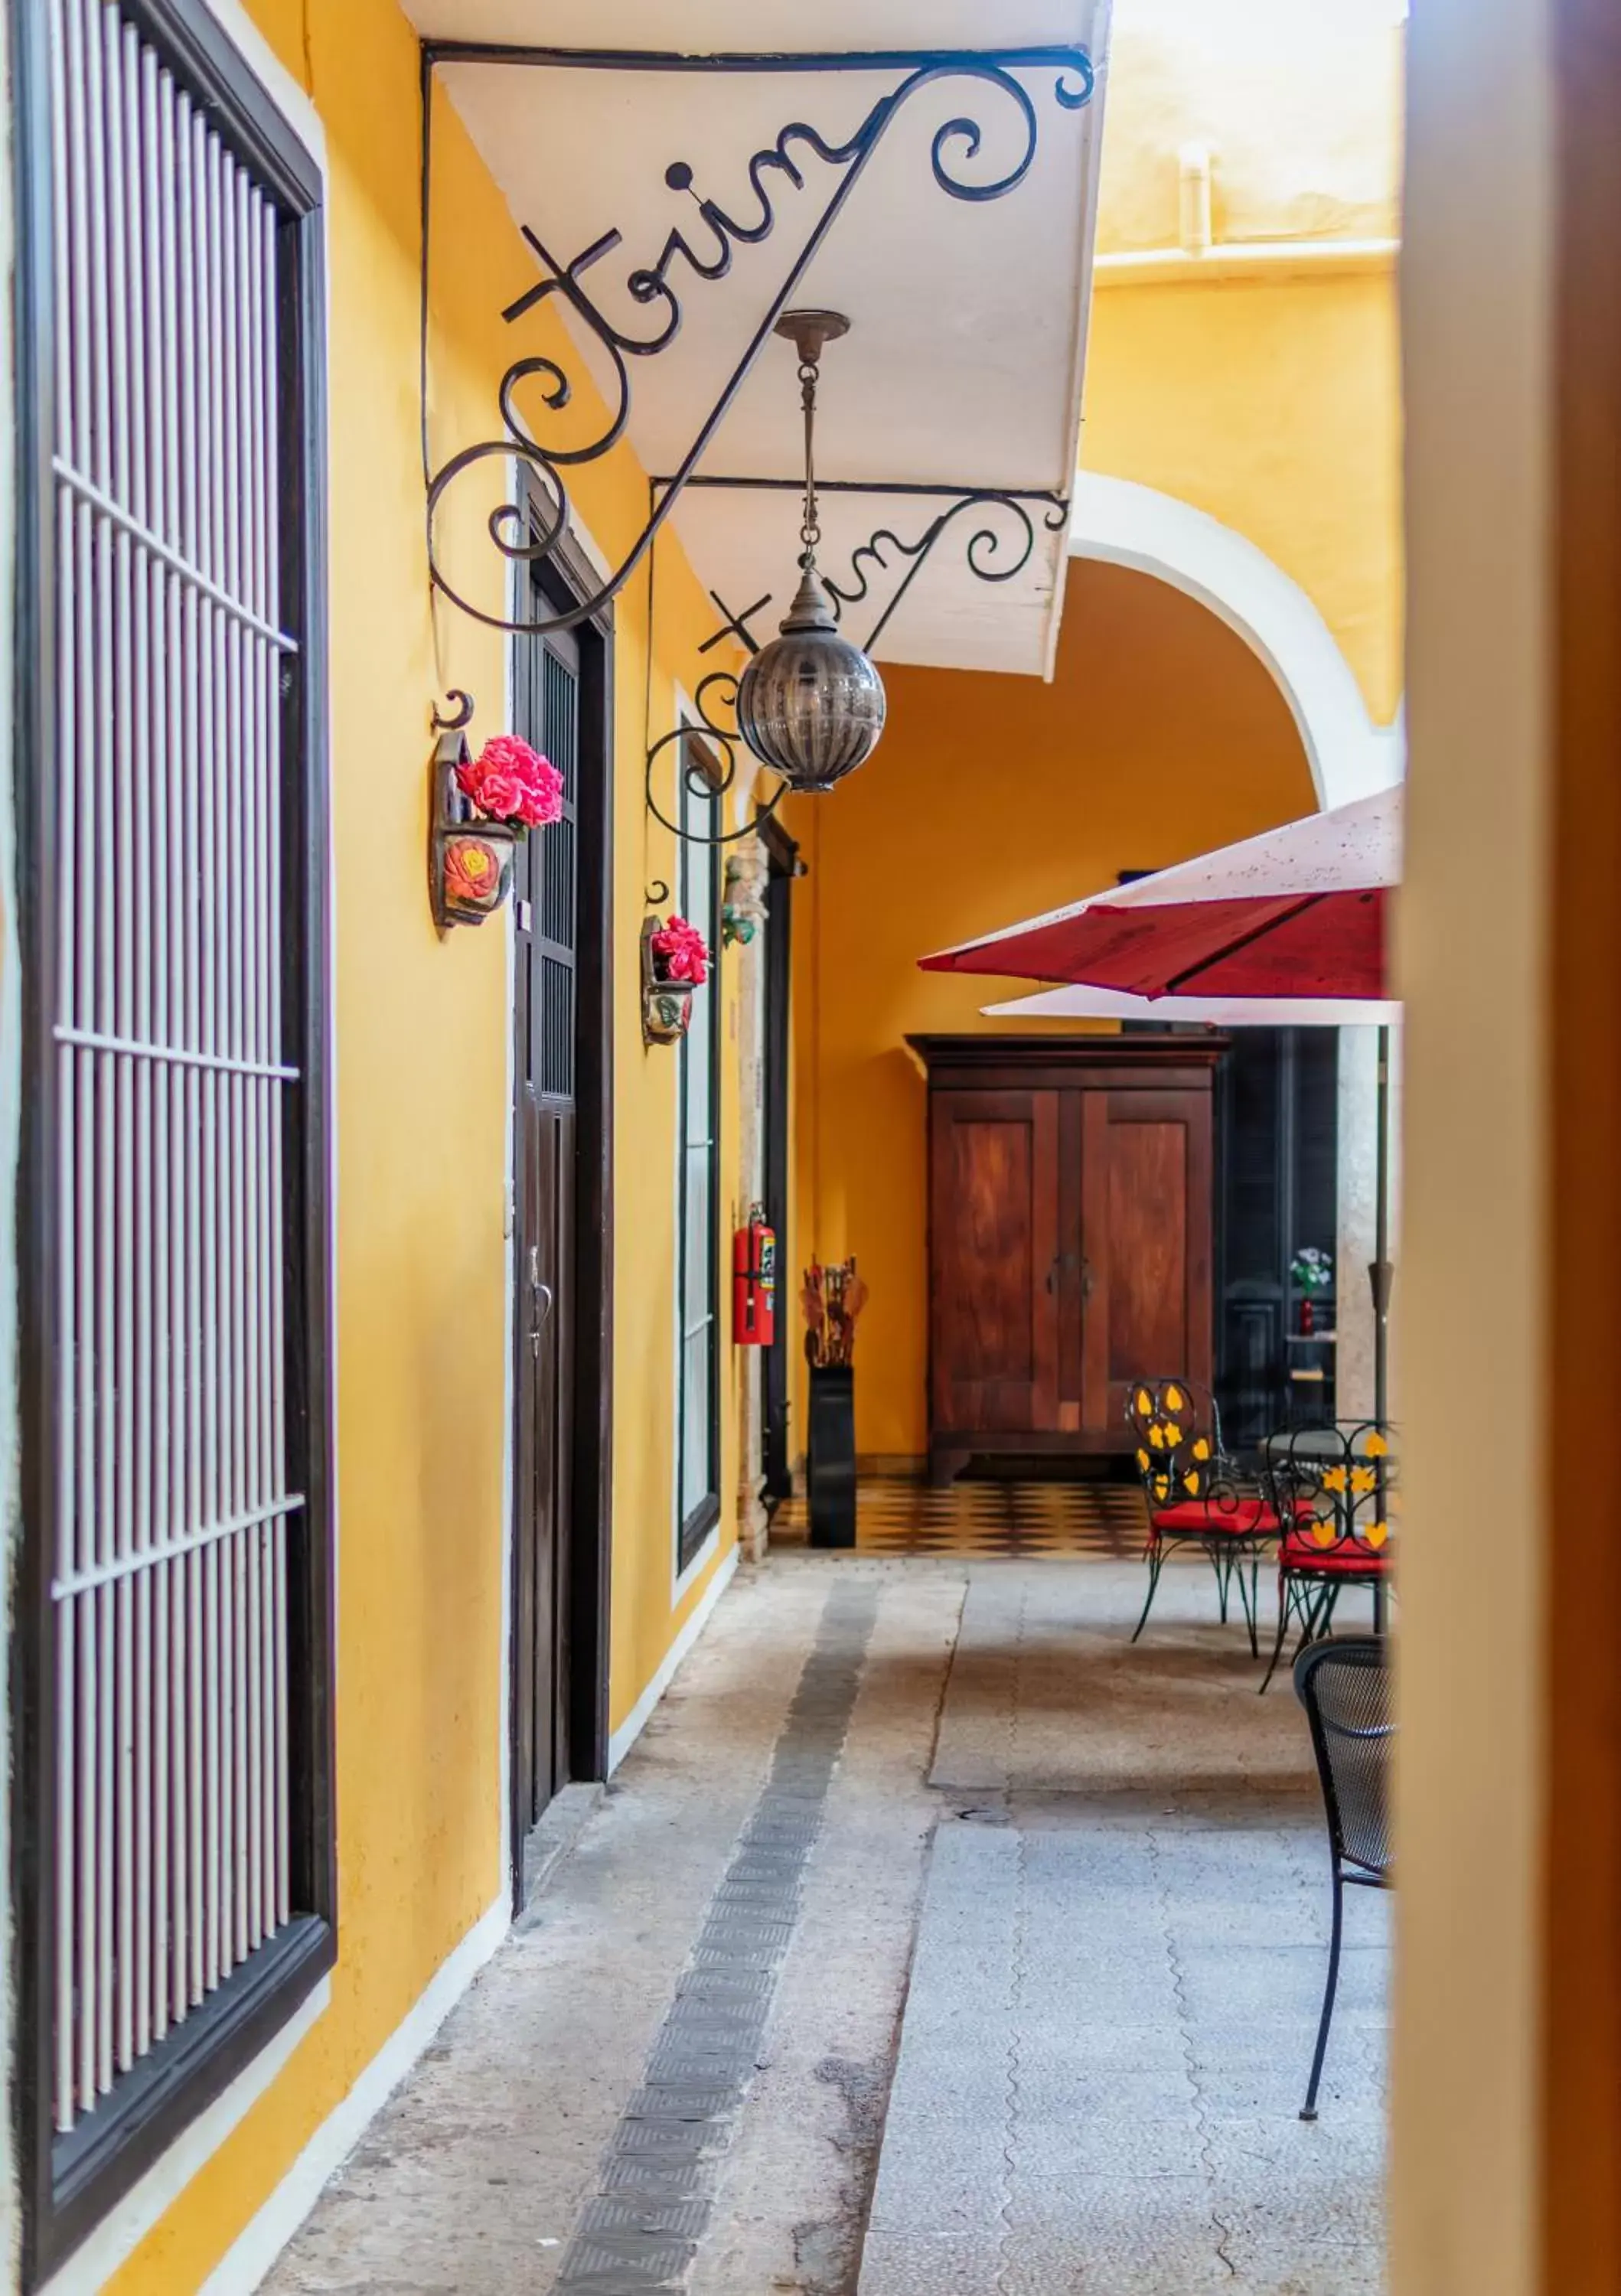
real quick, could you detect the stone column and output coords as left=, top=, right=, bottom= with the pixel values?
left=1337, top=1022, right=1402, bottom=1422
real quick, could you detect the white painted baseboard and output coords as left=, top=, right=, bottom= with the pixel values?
left=198, top=1893, right=510, bottom=2294
left=608, top=1543, right=739, bottom=1776
left=39, top=1981, right=334, bottom=2296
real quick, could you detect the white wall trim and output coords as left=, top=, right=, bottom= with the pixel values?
left=197, top=0, right=325, bottom=171
left=498, top=464, right=523, bottom=1898
left=38, top=1980, right=333, bottom=2296
left=197, top=1894, right=510, bottom=2294
left=673, top=1518, right=722, bottom=1606
left=1068, top=471, right=1403, bottom=809
left=610, top=1542, right=739, bottom=1777
left=667, top=682, right=727, bottom=1612
left=1093, top=236, right=1400, bottom=289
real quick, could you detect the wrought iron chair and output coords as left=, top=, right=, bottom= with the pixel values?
left=1293, top=1635, right=1394, bottom=2118
left=1260, top=1420, right=1396, bottom=1692
left=1127, top=1378, right=1287, bottom=1655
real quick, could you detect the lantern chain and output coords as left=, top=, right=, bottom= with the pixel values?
left=799, top=357, right=821, bottom=565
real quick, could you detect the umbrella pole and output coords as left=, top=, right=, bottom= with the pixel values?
left=1369, top=1022, right=1394, bottom=1632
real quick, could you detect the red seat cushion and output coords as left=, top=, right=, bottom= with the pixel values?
left=1151, top=1498, right=1281, bottom=1538
left=1280, top=1528, right=1392, bottom=1574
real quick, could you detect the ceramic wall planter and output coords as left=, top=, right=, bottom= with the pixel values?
left=428, top=697, right=563, bottom=934
left=641, top=918, right=695, bottom=1045
left=428, top=701, right=521, bottom=934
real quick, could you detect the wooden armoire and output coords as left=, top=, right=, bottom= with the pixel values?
left=909, top=1035, right=1223, bottom=1482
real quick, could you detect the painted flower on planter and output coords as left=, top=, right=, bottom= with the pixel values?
left=455, top=734, right=564, bottom=830
left=442, top=834, right=504, bottom=912
left=649, top=914, right=711, bottom=987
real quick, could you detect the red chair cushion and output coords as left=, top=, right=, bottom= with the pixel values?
left=1151, top=1498, right=1281, bottom=1538
left=1280, top=1528, right=1392, bottom=1574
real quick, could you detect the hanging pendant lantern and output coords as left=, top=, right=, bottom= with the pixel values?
left=735, top=311, right=886, bottom=791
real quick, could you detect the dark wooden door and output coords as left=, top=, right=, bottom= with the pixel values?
left=512, top=625, right=581, bottom=1846
left=515, top=1091, right=574, bottom=1821
left=930, top=1091, right=1061, bottom=1434
left=1083, top=1088, right=1214, bottom=1431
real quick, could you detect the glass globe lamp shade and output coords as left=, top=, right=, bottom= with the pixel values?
left=735, top=565, right=886, bottom=792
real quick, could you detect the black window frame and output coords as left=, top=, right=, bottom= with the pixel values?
left=8, top=0, right=335, bottom=2280
left=674, top=747, right=723, bottom=1573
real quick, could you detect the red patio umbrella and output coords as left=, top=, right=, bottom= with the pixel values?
left=918, top=785, right=1397, bottom=999
left=917, top=783, right=1402, bottom=1445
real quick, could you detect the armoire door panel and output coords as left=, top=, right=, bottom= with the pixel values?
left=1097, top=1088, right=1214, bottom=1424
left=1107, top=1121, right=1189, bottom=1378
left=1079, top=1091, right=1113, bottom=1432
left=931, top=1091, right=1059, bottom=1431
left=1056, top=1089, right=1087, bottom=1421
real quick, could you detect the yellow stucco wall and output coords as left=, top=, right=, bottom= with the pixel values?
left=102, top=2, right=742, bottom=2285
left=1083, top=273, right=1404, bottom=724
left=1082, top=0, right=1406, bottom=723
left=791, top=560, right=1318, bottom=1464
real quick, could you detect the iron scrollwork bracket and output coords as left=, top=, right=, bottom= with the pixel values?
left=422, top=45, right=1095, bottom=641
left=641, top=487, right=1070, bottom=849
left=644, top=668, right=789, bottom=852
left=824, top=490, right=1071, bottom=653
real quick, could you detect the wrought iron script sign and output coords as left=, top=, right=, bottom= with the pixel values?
left=420, top=44, right=1097, bottom=641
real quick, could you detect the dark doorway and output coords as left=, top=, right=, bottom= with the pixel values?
left=510, top=543, right=614, bottom=1902
left=760, top=820, right=800, bottom=1502
left=1215, top=1027, right=1340, bottom=1450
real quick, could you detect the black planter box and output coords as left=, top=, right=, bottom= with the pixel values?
left=807, top=1365, right=856, bottom=1549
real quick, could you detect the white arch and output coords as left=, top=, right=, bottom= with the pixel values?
left=1068, top=473, right=1404, bottom=809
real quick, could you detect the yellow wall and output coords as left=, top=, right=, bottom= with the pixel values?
left=1081, top=0, right=1406, bottom=724
left=791, top=559, right=1317, bottom=1463
left=1083, top=274, right=1404, bottom=724
left=105, top=0, right=742, bottom=2285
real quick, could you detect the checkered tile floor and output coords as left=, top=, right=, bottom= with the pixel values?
left=771, top=1476, right=1150, bottom=1557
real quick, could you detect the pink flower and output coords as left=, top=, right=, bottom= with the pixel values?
left=457, top=735, right=564, bottom=829
left=470, top=768, right=526, bottom=819
left=651, top=915, right=711, bottom=987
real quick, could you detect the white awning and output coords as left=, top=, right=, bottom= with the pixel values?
left=406, top=4, right=1111, bottom=676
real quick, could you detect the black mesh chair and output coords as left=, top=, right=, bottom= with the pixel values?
left=1125, top=1378, right=1286, bottom=1655
left=1293, top=1636, right=1394, bottom=2119
left=1261, top=1421, right=1396, bottom=1691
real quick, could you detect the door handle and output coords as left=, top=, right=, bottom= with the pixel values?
left=529, top=1277, right=554, bottom=1358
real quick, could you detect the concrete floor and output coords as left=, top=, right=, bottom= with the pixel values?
left=261, top=1553, right=1386, bottom=2295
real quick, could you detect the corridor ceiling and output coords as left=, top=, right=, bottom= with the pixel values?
left=406, top=2, right=1111, bottom=675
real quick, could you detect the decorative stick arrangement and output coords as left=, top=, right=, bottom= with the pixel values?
left=801, top=1258, right=869, bottom=1369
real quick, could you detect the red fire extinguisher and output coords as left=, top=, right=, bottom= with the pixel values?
left=733, top=1206, right=777, bottom=1347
